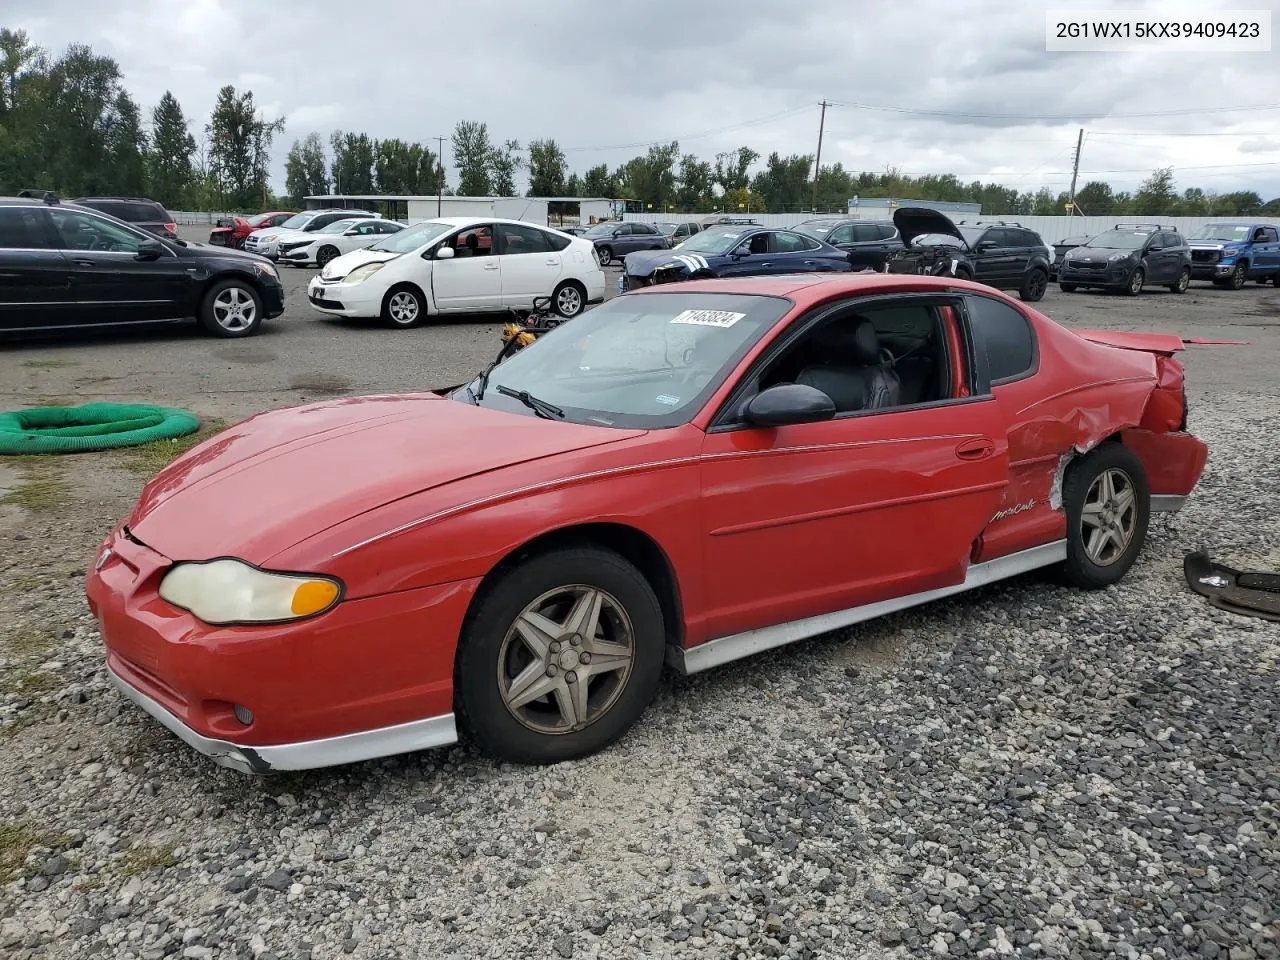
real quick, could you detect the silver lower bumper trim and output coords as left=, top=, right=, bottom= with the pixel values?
left=107, top=666, right=458, bottom=774
left=1150, top=494, right=1186, bottom=513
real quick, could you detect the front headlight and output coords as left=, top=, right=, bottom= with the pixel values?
left=158, top=559, right=342, bottom=625
left=1109, top=252, right=1127, bottom=261
left=263, top=234, right=277, bottom=241
left=345, top=262, right=384, bottom=283
left=252, top=261, right=279, bottom=280
left=1220, top=247, right=1239, bottom=260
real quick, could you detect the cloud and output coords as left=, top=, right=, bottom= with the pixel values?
left=8, top=0, right=1280, bottom=199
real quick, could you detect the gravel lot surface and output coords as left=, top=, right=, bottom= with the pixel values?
left=1, top=228, right=1278, bottom=959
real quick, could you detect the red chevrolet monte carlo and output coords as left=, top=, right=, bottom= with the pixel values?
left=85, top=273, right=1209, bottom=774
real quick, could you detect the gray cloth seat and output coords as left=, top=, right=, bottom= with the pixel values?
left=795, top=319, right=901, bottom=412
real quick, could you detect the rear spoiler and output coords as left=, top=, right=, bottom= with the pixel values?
left=1074, top=328, right=1247, bottom=356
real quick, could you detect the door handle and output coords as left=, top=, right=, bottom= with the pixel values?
left=73, top=258, right=95, bottom=267
left=956, top=437, right=995, bottom=460
left=545, top=258, right=560, bottom=265
left=483, top=262, right=498, bottom=270
left=761, top=262, right=772, bottom=268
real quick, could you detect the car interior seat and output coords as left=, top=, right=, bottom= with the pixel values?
left=795, top=319, right=901, bottom=412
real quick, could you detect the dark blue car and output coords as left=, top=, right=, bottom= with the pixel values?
left=619, top=224, right=854, bottom=292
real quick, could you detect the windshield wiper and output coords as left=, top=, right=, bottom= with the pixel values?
left=495, top=384, right=564, bottom=419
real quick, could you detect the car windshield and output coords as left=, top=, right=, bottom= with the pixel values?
left=367, top=220, right=455, bottom=253
left=1189, top=224, right=1252, bottom=242
left=458, top=292, right=792, bottom=428
left=656, top=223, right=678, bottom=235
left=320, top=219, right=360, bottom=234
left=912, top=232, right=965, bottom=248
left=247, top=213, right=275, bottom=227
left=792, top=222, right=838, bottom=239
left=279, top=213, right=314, bottom=230
left=583, top=223, right=619, bottom=238
left=1084, top=230, right=1149, bottom=250
left=674, top=228, right=749, bottom=254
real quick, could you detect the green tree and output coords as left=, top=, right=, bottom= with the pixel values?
left=1132, top=167, right=1178, bottom=216
left=1212, top=190, right=1263, bottom=215
left=712, top=147, right=758, bottom=192
left=328, top=130, right=375, bottom=194
left=751, top=152, right=813, bottom=212
left=526, top=138, right=567, bottom=197
left=206, top=85, right=284, bottom=210
left=106, top=90, right=148, bottom=196
left=42, top=44, right=130, bottom=196
left=677, top=153, right=713, bottom=210
left=489, top=138, right=522, bottom=196
left=284, top=132, right=328, bottom=204
left=1072, top=180, right=1115, bottom=216
left=614, top=142, right=679, bottom=207
left=580, top=164, right=614, bottom=197
left=564, top=172, right=584, bottom=196
left=0, top=29, right=49, bottom=192
left=148, top=91, right=196, bottom=207
left=814, top=161, right=854, bottom=213
left=452, top=120, right=493, bottom=195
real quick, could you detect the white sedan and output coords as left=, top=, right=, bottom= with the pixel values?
left=306, top=216, right=607, bottom=327
left=276, top=218, right=406, bottom=268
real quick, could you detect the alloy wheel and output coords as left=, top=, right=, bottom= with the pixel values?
left=388, top=291, right=419, bottom=325
left=1129, top=269, right=1144, bottom=295
left=212, top=287, right=257, bottom=332
left=556, top=285, right=583, bottom=317
left=1231, top=264, right=1246, bottom=290
left=497, top=585, right=636, bottom=735
left=1080, top=467, right=1137, bottom=566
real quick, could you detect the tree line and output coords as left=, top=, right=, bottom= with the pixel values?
left=2, top=29, right=1276, bottom=219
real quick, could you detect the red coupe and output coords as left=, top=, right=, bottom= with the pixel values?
left=86, top=273, right=1208, bottom=774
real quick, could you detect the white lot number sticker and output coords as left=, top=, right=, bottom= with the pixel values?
left=671, top=309, right=745, bottom=328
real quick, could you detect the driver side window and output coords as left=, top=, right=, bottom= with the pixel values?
left=48, top=209, right=144, bottom=253
left=450, top=224, right=493, bottom=257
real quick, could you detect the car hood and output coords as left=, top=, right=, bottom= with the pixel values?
left=623, top=248, right=713, bottom=277
left=1069, top=246, right=1131, bottom=259
left=125, top=393, right=645, bottom=564
left=321, top=247, right=403, bottom=280
left=1187, top=240, right=1239, bottom=250
left=179, top=241, right=272, bottom=264
left=892, top=208, right=965, bottom=246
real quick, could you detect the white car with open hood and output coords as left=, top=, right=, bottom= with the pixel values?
left=306, top=216, right=607, bottom=328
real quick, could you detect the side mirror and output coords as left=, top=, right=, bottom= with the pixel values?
left=976, top=240, right=996, bottom=250
left=612, top=229, right=624, bottom=237
left=135, top=238, right=164, bottom=260
left=742, top=383, right=836, bottom=428
left=434, top=245, right=455, bottom=259
left=732, top=247, right=752, bottom=259
left=1146, top=244, right=1162, bottom=253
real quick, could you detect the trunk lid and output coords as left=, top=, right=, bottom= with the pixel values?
left=1073, top=328, right=1185, bottom=356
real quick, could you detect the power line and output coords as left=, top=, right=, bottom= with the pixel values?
left=1086, top=129, right=1280, bottom=138
left=826, top=99, right=1280, bottom=120
left=561, top=105, right=814, bottom=153
left=890, top=160, right=1279, bottom=177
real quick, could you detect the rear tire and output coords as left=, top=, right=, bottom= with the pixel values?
left=454, top=546, right=666, bottom=764
left=198, top=278, right=264, bottom=338
left=552, top=280, right=586, bottom=318
left=1168, top=267, right=1190, bottom=294
left=381, top=284, right=425, bottom=329
left=1058, top=443, right=1150, bottom=590
left=597, top=246, right=613, bottom=267
left=1019, top=267, right=1048, bottom=302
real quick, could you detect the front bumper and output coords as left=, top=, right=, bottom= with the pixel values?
left=1058, top=262, right=1129, bottom=287
left=306, top=276, right=386, bottom=317
left=86, top=524, right=476, bottom=773
left=279, top=247, right=315, bottom=265
left=1191, top=261, right=1238, bottom=281
left=261, top=278, right=287, bottom=318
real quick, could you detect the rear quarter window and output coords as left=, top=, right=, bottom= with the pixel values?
left=966, top=295, right=1037, bottom=385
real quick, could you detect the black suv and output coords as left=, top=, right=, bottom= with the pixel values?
left=69, top=196, right=177, bottom=240
left=1057, top=224, right=1192, bottom=295
left=0, top=194, right=284, bottom=338
left=792, top=217, right=903, bottom=270
left=580, top=220, right=668, bottom=266
left=886, top=209, right=1054, bottom=301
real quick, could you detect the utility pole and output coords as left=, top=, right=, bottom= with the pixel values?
left=1067, top=128, right=1084, bottom=218
left=811, top=99, right=829, bottom=213
left=436, top=135, right=446, bottom=215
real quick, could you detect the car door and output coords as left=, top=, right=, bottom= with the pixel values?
left=1256, top=226, right=1280, bottom=272
left=1005, top=229, right=1035, bottom=280
left=497, top=222, right=563, bottom=306
left=719, top=231, right=771, bottom=276
left=696, top=293, right=1011, bottom=641
left=972, top=228, right=1014, bottom=285
left=431, top=223, right=502, bottom=311
left=1145, top=232, right=1175, bottom=282
left=47, top=207, right=190, bottom=323
left=826, top=223, right=856, bottom=253
left=0, top=206, right=77, bottom=330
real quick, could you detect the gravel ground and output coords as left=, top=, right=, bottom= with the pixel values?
left=1, top=251, right=1278, bottom=959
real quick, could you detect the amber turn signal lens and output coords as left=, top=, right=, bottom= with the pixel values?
left=291, top=580, right=341, bottom=616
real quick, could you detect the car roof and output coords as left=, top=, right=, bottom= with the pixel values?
left=626, top=271, right=1003, bottom=303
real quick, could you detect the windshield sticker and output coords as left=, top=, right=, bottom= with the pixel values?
left=654, top=394, right=681, bottom=406
left=671, top=309, right=745, bottom=328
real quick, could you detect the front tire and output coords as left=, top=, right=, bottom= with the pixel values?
left=381, top=284, right=425, bottom=328
left=552, top=280, right=585, bottom=318
left=1229, top=262, right=1247, bottom=290
left=316, top=245, right=339, bottom=268
left=454, top=547, right=666, bottom=764
left=1058, top=443, right=1150, bottom=590
left=1125, top=267, right=1145, bottom=296
left=1020, top=267, right=1048, bottom=302
left=1169, top=267, right=1190, bottom=294
left=198, top=278, right=264, bottom=338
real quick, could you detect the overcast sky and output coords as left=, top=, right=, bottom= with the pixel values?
left=11, top=0, right=1280, bottom=201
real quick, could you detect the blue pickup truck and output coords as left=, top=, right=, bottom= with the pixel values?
left=1186, top=221, right=1280, bottom=289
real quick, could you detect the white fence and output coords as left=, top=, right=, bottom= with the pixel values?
left=170, top=210, right=240, bottom=224
left=620, top=211, right=1271, bottom=246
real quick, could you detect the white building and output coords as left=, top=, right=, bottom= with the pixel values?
left=302, top=194, right=617, bottom=226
